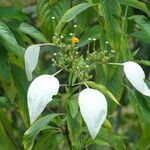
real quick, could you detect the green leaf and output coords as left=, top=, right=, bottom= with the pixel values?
left=119, top=0, right=150, bottom=17
left=96, top=66, right=124, bottom=113
left=32, top=130, right=54, bottom=150
left=0, top=20, right=25, bottom=57
left=99, top=0, right=121, bottom=50
left=55, top=3, right=94, bottom=34
left=0, top=7, right=27, bottom=21
left=11, top=64, right=30, bottom=127
left=136, top=60, right=150, bottom=67
left=67, top=111, right=82, bottom=148
left=23, top=114, right=60, bottom=150
left=85, top=128, right=126, bottom=149
left=130, top=31, right=150, bottom=44
left=0, top=97, right=14, bottom=110
left=77, top=25, right=103, bottom=47
left=0, top=109, right=17, bottom=150
left=0, top=49, right=10, bottom=80
left=129, top=15, right=150, bottom=35
left=37, top=0, right=71, bottom=38
left=67, top=98, right=79, bottom=118
left=15, top=22, right=47, bottom=42
left=0, top=123, right=16, bottom=150
left=128, top=90, right=150, bottom=149
left=85, top=81, right=120, bottom=105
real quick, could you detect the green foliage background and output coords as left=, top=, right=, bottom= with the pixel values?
left=0, top=0, right=150, bottom=150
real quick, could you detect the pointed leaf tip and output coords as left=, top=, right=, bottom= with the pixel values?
left=124, top=61, right=150, bottom=97
left=78, top=88, right=107, bottom=139
left=24, top=44, right=40, bottom=81
left=27, top=75, right=59, bottom=124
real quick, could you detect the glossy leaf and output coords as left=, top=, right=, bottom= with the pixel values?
left=55, top=3, right=94, bottom=34
left=128, top=90, right=150, bottom=149
left=0, top=7, right=27, bottom=21
left=99, top=0, right=121, bottom=50
left=77, top=25, right=103, bottom=47
left=85, top=81, right=120, bottom=105
left=85, top=127, right=126, bottom=150
left=67, top=111, right=82, bottom=147
left=37, top=0, right=71, bottom=38
left=119, top=0, right=150, bottom=16
left=129, top=15, right=150, bottom=35
left=0, top=20, right=25, bottom=57
left=130, top=31, right=150, bottom=44
left=23, top=114, right=60, bottom=150
left=67, top=98, right=79, bottom=118
left=11, top=64, right=30, bottom=127
left=16, top=22, right=47, bottom=42
left=0, top=123, right=16, bottom=150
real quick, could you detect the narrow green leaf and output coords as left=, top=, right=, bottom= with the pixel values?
left=129, top=15, right=150, bottom=35
left=128, top=90, right=150, bottom=149
left=0, top=7, right=27, bottom=21
left=99, top=0, right=121, bottom=50
left=136, top=60, right=150, bottom=67
left=0, top=49, right=10, bottom=80
left=130, top=31, right=150, bottom=44
left=95, top=128, right=126, bottom=149
left=67, top=98, right=79, bottom=118
left=16, top=22, right=47, bottom=42
left=0, top=20, right=25, bottom=57
left=67, top=111, right=82, bottom=148
left=85, top=81, right=120, bottom=105
left=11, top=64, right=30, bottom=127
left=55, top=3, right=94, bottom=34
left=37, top=0, right=71, bottom=38
left=119, top=0, right=150, bottom=16
left=23, top=114, right=60, bottom=150
left=0, top=123, right=16, bottom=150
left=77, top=25, right=103, bottom=47
left=0, top=97, right=14, bottom=110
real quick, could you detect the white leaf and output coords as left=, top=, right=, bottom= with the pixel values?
left=124, top=61, right=150, bottom=97
left=24, top=44, right=40, bottom=81
left=78, top=88, right=107, bottom=139
left=27, top=75, right=59, bottom=124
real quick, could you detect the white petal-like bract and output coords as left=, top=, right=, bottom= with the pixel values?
left=78, top=88, right=107, bottom=139
left=27, top=75, right=59, bottom=124
left=124, top=61, right=150, bottom=97
left=24, top=44, right=40, bottom=81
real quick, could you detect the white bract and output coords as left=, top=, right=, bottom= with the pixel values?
left=124, top=61, right=150, bottom=97
left=24, top=44, right=40, bottom=81
left=27, top=75, right=59, bottom=124
left=78, top=88, right=107, bottom=139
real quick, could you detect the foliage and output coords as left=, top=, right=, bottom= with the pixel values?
left=0, top=0, right=150, bottom=150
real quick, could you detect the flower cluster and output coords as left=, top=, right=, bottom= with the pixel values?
left=24, top=40, right=150, bottom=139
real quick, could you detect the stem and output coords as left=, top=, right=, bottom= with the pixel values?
left=64, top=124, right=72, bottom=150
left=53, top=69, right=63, bottom=76
left=122, top=6, right=128, bottom=33
left=93, top=40, right=96, bottom=51
left=84, top=83, right=89, bottom=88
left=37, top=43, right=56, bottom=47
left=87, top=42, right=90, bottom=54
left=108, top=63, right=123, bottom=66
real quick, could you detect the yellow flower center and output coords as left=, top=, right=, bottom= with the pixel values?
left=71, top=37, right=80, bottom=44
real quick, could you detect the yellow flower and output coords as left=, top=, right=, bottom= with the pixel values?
left=71, top=37, right=80, bottom=44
